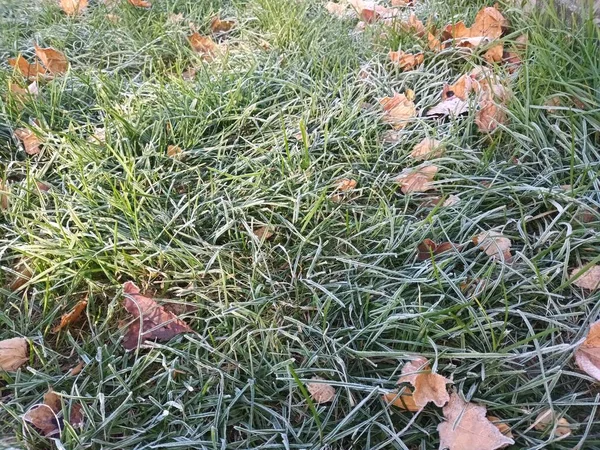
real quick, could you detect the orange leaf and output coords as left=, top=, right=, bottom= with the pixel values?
left=427, top=32, right=442, bottom=52
left=570, top=265, right=600, bottom=291
left=417, top=239, right=457, bottom=260
left=59, top=0, right=88, bottom=15
left=382, top=388, right=420, bottom=411
left=395, top=165, right=438, bottom=194
left=379, top=92, right=416, bottom=129
left=389, top=51, right=424, bottom=71
left=475, top=99, right=507, bottom=132
left=128, top=0, right=151, bottom=7
left=167, top=145, right=183, bottom=158
left=14, top=128, right=42, bottom=155
left=397, top=357, right=451, bottom=408
left=188, top=33, right=219, bottom=58
left=53, top=300, right=88, bottom=332
left=484, top=43, right=503, bottom=63
left=122, top=281, right=192, bottom=350
left=331, top=178, right=357, bottom=202
left=210, top=16, right=235, bottom=33
left=34, top=45, right=69, bottom=75
left=470, top=6, right=506, bottom=40
left=69, top=361, right=85, bottom=376
left=575, top=319, right=600, bottom=381
left=8, top=55, right=47, bottom=80
left=0, top=337, right=28, bottom=371
left=438, top=394, right=514, bottom=450
left=307, top=376, right=336, bottom=404
left=410, top=138, right=444, bottom=160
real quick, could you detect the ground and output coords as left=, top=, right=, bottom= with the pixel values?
left=0, top=0, right=600, bottom=449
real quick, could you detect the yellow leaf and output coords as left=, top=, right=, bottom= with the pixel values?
left=0, top=337, right=28, bottom=371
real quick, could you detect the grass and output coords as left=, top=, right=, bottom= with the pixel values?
left=1, top=0, right=599, bottom=448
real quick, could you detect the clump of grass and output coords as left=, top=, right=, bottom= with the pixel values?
left=1, top=0, right=600, bottom=448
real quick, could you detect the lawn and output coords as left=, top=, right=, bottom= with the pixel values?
left=1, top=0, right=600, bottom=448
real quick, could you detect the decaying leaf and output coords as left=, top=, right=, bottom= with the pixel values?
left=398, top=357, right=451, bottom=408
left=487, top=416, right=514, bottom=439
left=8, top=55, right=47, bottom=80
left=0, top=337, right=28, bottom=371
left=9, top=261, right=34, bottom=291
left=121, top=281, right=192, bottom=350
left=59, top=0, right=88, bottom=15
left=484, top=43, right=503, bottom=63
left=253, top=226, right=274, bottom=240
left=410, top=138, right=444, bottom=160
left=167, top=145, right=183, bottom=158
left=307, top=376, right=336, bottom=404
left=23, top=389, right=84, bottom=437
left=575, top=319, right=600, bottom=381
left=348, top=0, right=398, bottom=22
left=569, top=265, right=600, bottom=291
left=383, top=387, right=419, bottom=411
left=53, top=300, right=88, bottom=332
left=331, top=178, right=357, bottom=202
left=210, top=16, right=235, bottom=33
left=128, top=0, right=151, bottom=7
left=428, top=32, right=442, bottom=52
left=533, top=409, right=572, bottom=437
left=8, top=81, right=39, bottom=103
left=34, top=45, right=69, bottom=75
left=394, top=12, right=426, bottom=36
left=69, top=361, right=85, bottom=376
left=476, top=99, right=507, bottom=132
left=389, top=51, right=424, bottom=71
left=417, top=239, right=457, bottom=261
left=395, top=165, right=438, bottom=194
left=427, top=95, right=469, bottom=118
left=444, top=6, right=506, bottom=43
left=438, top=393, right=514, bottom=450
left=14, top=128, right=41, bottom=155
left=474, top=231, right=512, bottom=261
left=188, top=33, right=219, bottom=58
left=379, top=92, right=416, bottom=129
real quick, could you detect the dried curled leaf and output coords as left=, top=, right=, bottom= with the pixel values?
left=348, top=0, right=398, bottom=23
left=331, top=178, right=357, bottom=202
left=382, top=387, right=419, bottom=411
left=0, top=337, right=28, bottom=371
left=53, top=300, right=88, bottom=332
left=34, top=45, right=69, bottom=75
left=210, top=16, right=235, bottom=33
left=533, top=409, right=572, bottom=437
left=389, top=51, right=424, bottom=71
left=438, top=393, right=514, bottom=450
left=575, top=319, right=600, bottom=381
left=410, top=138, right=444, bottom=160
left=476, top=99, right=507, bottom=132
left=443, top=6, right=506, bottom=42
left=484, top=43, right=503, bottom=63
left=8, top=55, right=47, bottom=80
left=379, top=92, right=416, bottom=129
left=167, top=145, right=183, bottom=158
left=474, top=231, right=511, bottom=261
left=417, top=239, right=457, bottom=261
left=59, top=0, right=88, bottom=15
left=395, top=165, right=438, bottom=194
left=14, top=128, right=41, bottom=155
left=398, top=358, right=451, bottom=408
left=122, top=281, right=192, bottom=350
left=188, top=33, right=219, bottom=59
left=307, top=376, right=336, bottom=404
left=570, top=265, right=600, bottom=291
left=23, top=389, right=84, bottom=437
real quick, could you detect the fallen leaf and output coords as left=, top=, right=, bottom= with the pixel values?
left=53, top=300, right=87, bottom=332
left=307, top=376, right=336, bottom=404
left=399, top=357, right=451, bottom=408
left=182, top=67, right=197, bottom=81
left=167, top=145, right=183, bottom=158
left=428, top=32, right=442, bottom=52
left=8, top=261, right=33, bottom=291
left=210, top=16, right=235, bottom=33
left=417, top=239, right=456, bottom=260
left=253, top=226, right=274, bottom=240
left=476, top=100, right=507, bottom=132
left=69, top=403, right=84, bottom=428
left=443, top=194, right=460, bottom=207
left=34, top=45, right=68, bottom=75
left=167, top=13, right=184, bottom=24
left=0, top=337, right=28, bottom=371
left=383, top=387, right=419, bottom=411
left=443, top=6, right=506, bottom=46
left=8, top=81, right=39, bottom=103
left=188, top=33, right=219, bottom=58
left=348, top=0, right=397, bottom=22
left=379, top=92, right=416, bottom=129
left=533, top=409, right=572, bottom=437
left=575, top=319, right=600, bottom=380
left=128, top=0, right=151, bottom=7
left=474, top=231, right=511, bottom=261
left=0, top=179, right=8, bottom=210
left=325, top=1, right=351, bottom=17
left=69, top=361, right=85, bottom=376
left=410, top=138, right=444, bottom=160
left=395, top=165, right=438, bottom=194
left=389, top=51, right=424, bottom=71
left=484, top=43, right=503, bottom=63
left=399, top=12, right=426, bottom=35
left=59, top=0, right=88, bottom=15
left=121, top=281, right=192, bottom=350
left=23, top=405, right=60, bottom=437
left=487, top=416, right=514, bottom=439
left=14, top=128, right=41, bottom=155
left=331, top=178, right=357, bottom=202
left=391, top=0, right=411, bottom=5
left=8, top=55, right=47, bottom=80
left=438, top=393, right=514, bottom=450
left=427, top=95, right=469, bottom=118
left=570, top=265, right=600, bottom=291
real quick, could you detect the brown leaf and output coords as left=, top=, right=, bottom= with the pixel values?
left=0, top=337, right=28, bottom=371
left=307, top=376, right=336, bottom=404
left=14, top=128, right=41, bottom=155
left=59, top=0, right=88, bottom=15
left=34, top=45, right=69, bottom=75
left=487, top=416, right=514, bottom=439
left=533, top=409, right=571, bottom=437
left=443, top=194, right=460, bottom=207
left=44, top=389, right=62, bottom=413
left=331, top=178, right=357, bottom=202
left=121, top=281, right=192, bottom=350
left=427, top=95, right=469, bottom=118
left=428, top=32, right=442, bottom=52
left=69, top=403, right=84, bottom=428
left=438, top=393, right=514, bottom=450
left=484, top=43, right=503, bottom=63
left=475, top=99, right=507, bottom=132
left=382, top=387, right=419, bottom=411
left=23, top=405, right=60, bottom=437
left=8, top=55, right=47, bottom=80
left=391, top=0, right=410, bottom=5
left=53, top=300, right=88, bottom=332
left=128, top=0, right=151, bottom=7
left=0, top=179, right=9, bottom=211
left=575, top=319, right=600, bottom=381
left=474, top=231, right=511, bottom=261
left=396, top=165, right=438, bottom=194
left=253, top=226, right=274, bottom=240
left=570, top=265, right=600, bottom=291
left=325, top=2, right=352, bottom=17
left=210, top=16, right=235, bottom=33
left=69, top=361, right=85, bottom=376
left=389, top=51, right=424, bottom=71
left=417, top=239, right=457, bottom=260
left=443, top=6, right=506, bottom=45
left=379, top=92, right=416, bottom=129
left=8, top=81, right=39, bottom=104
left=396, top=12, right=426, bottom=36
left=398, top=357, right=451, bottom=408
left=9, top=261, right=34, bottom=291
left=410, top=138, right=444, bottom=160
left=348, top=0, right=396, bottom=22
left=188, top=33, right=219, bottom=58
left=167, top=145, right=183, bottom=158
